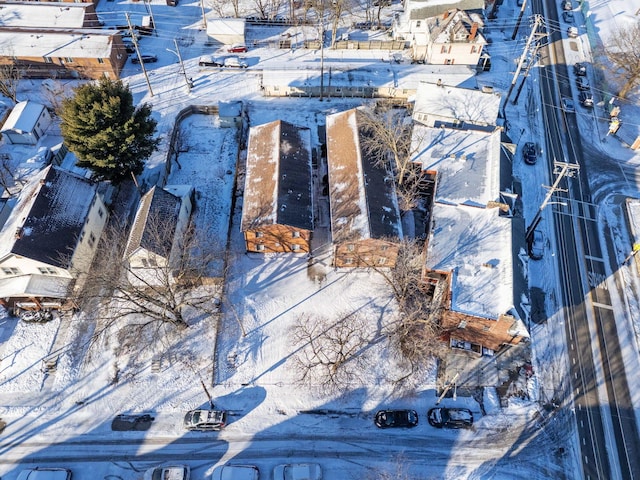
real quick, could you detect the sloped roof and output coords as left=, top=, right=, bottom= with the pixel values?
left=413, top=82, right=500, bottom=127
left=326, top=109, right=403, bottom=243
left=411, top=126, right=501, bottom=206
left=0, top=28, right=117, bottom=59
left=407, top=0, right=485, bottom=19
left=1, top=101, right=46, bottom=134
left=241, top=120, right=313, bottom=231
left=0, top=2, right=89, bottom=29
left=0, top=274, right=71, bottom=299
left=427, top=9, right=485, bottom=45
left=0, top=165, right=98, bottom=268
left=124, top=186, right=182, bottom=259
left=205, top=17, right=245, bottom=36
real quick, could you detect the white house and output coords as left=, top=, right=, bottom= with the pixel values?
left=0, top=165, right=108, bottom=310
left=123, top=185, right=194, bottom=284
left=0, top=2, right=99, bottom=29
left=205, top=18, right=245, bottom=46
left=412, top=81, right=501, bottom=129
left=1, top=101, right=52, bottom=145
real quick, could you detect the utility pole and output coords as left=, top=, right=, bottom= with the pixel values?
left=511, top=0, right=528, bottom=39
left=436, top=372, right=460, bottom=405
left=200, top=0, right=207, bottom=30
left=319, top=0, right=325, bottom=101
left=173, top=38, right=192, bottom=93
left=512, top=40, right=544, bottom=104
left=126, top=13, right=154, bottom=97
left=525, top=161, right=580, bottom=243
left=504, top=15, right=545, bottom=107
left=143, top=0, right=157, bottom=37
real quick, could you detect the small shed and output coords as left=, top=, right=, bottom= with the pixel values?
left=219, top=101, right=243, bottom=128
left=1, top=101, right=52, bottom=145
left=205, top=18, right=245, bottom=46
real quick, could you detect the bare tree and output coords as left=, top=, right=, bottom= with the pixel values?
left=292, top=312, right=374, bottom=393
left=0, top=62, right=20, bottom=102
left=41, top=79, right=68, bottom=113
left=209, top=0, right=242, bottom=17
left=358, top=103, right=430, bottom=211
left=602, top=21, right=640, bottom=98
left=75, top=213, right=223, bottom=337
left=325, top=0, right=354, bottom=47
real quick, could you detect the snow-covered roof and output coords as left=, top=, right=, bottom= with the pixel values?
left=326, top=108, right=402, bottom=242
left=261, top=65, right=477, bottom=91
left=1, top=101, right=45, bottom=134
left=426, top=203, right=513, bottom=319
left=205, top=17, right=245, bottom=36
left=411, top=126, right=502, bottom=206
left=413, top=82, right=500, bottom=126
left=427, top=9, right=485, bottom=45
left=0, top=2, right=90, bottom=29
left=406, top=0, right=485, bottom=19
left=124, top=186, right=182, bottom=259
left=241, top=120, right=313, bottom=231
left=0, top=165, right=99, bottom=268
left=218, top=100, right=242, bottom=118
left=0, top=28, right=118, bottom=59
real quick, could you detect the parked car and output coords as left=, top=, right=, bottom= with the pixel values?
left=227, top=43, right=248, bottom=53
left=223, top=56, right=248, bottom=68
left=122, top=39, right=136, bottom=54
left=17, top=468, right=71, bottom=480
left=561, top=0, right=572, bottom=10
left=579, top=90, right=594, bottom=107
left=199, top=55, right=225, bottom=67
left=427, top=407, right=474, bottom=429
left=184, top=409, right=227, bottom=431
left=567, top=26, right=578, bottom=38
left=131, top=54, right=158, bottom=64
left=273, top=464, right=322, bottom=480
left=211, top=465, right=258, bottom=480
left=562, top=10, right=574, bottom=23
left=523, top=142, right=537, bottom=165
left=573, top=62, right=587, bottom=76
left=576, top=76, right=590, bottom=90
left=528, top=229, right=545, bottom=260
left=143, top=466, right=189, bottom=480
left=561, top=97, right=575, bottom=113
left=374, top=409, right=418, bottom=428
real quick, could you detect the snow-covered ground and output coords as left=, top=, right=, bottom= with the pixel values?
left=1, top=0, right=640, bottom=478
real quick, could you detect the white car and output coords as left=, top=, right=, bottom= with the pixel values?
left=143, top=465, right=190, bottom=480
left=273, top=463, right=322, bottom=480
left=17, top=469, right=71, bottom=480
left=211, top=465, right=259, bottom=480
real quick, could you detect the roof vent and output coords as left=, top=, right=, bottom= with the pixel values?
left=15, top=227, right=23, bottom=239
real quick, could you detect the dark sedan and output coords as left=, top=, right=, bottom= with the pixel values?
left=131, top=54, right=158, bottom=64
left=374, top=409, right=418, bottom=428
left=428, top=407, right=473, bottom=428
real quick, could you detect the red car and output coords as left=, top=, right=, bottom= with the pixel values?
left=228, top=44, right=248, bottom=53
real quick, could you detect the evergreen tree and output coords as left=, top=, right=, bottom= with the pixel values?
left=60, top=78, right=159, bottom=183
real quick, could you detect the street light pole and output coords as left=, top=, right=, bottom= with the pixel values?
left=167, top=39, right=192, bottom=93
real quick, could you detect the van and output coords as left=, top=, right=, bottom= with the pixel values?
left=223, top=56, right=248, bottom=69
left=17, top=468, right=72, bottom=480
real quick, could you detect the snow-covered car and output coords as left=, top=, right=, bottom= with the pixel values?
left=528, top=229, right=545, bottom=261
left=374, top=409, right=418, bottom=428
left=427, top=407, right=474, bottom=429
left=143, top=465, right=189, bottom=480
left=573, top=62, right=587, bottom=76
left=131, top=54, right=158, bottom=64
left=223, top=56, right=248, bottom=69
left=211, top=465, right=258, bottom=480
left=561, top=0, right=572, bottom=10
left=17, top=468, right=72, bottom=480
left=522, top=142, right=537, bottom=165
left=561, top=97, right=575, bottom=113
left=184, top=409, right=227, bottom=431
left=273, top=463, right=322, bottom=480
left=227, top=43, right=248, bottom=53
left=199, top=55, right=224, bottom=67
left=562, top=10, right=574, bottom=23
left=567, top=26, right=578, bottom=38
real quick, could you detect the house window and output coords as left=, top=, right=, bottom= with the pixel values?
left=483, top=325, right=491, bottom=332
left=458, top=320, right=467, bottom=329
left=344, top=257, right=354, bottom=265
left=38, top=267, right=58, bottom=275
left=98, top=207, right=104, bottom=218
left=377, top=257, right=387, bottom=265
left=44, top=57, right=52, bottom=64
left=88, top=232, right=96, bottom=247
left=97, top=58, right=104, bottom=64
left=292, top=244, right=300, bottom=252
left=347, top=244, right=355, bottom=252
left=255, top=231, right=264, bottom=238
left=471, top=45, right=478, bottom=54
left=65, top=57, right=73, bottom=63
left=141, top=258, right=148, bottom=267
left=2, top=267, right=19, bottom=275
left=416, top=20, right=421, bottom=27
left=256, top=244, right=265, bottom=251
left=292, top=231, right=300, bottom=238
left=445, top=59, right=454, bottom=65
left=380, top=245, right=388, bottom=251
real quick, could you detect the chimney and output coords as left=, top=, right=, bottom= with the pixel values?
left=443, top=10, right=449, bottom=19
left=469, top=22, right=478, bottom=40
